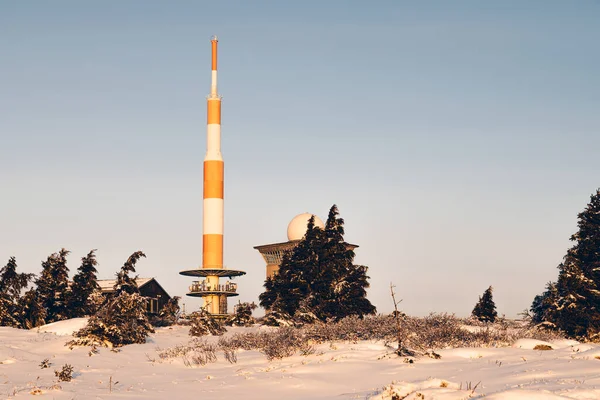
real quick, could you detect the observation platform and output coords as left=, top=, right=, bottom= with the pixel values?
left=187, top=280, right=239, bottom=297
left=179, top=267, right=246, bottom=278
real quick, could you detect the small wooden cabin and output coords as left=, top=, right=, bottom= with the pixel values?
left=97, top=278, right=172, bottom=314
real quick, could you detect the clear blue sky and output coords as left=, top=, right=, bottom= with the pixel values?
left=1, top=1, right=599, bottom=317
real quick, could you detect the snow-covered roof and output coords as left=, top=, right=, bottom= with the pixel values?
left=97, top=277, right=154, bottom=293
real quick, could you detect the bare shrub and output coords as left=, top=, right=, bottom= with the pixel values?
left=223, top=347, right=238, bottom=364
left=157, top=338, right=218, bottom=367
left=457, top=317, right=570, bottom=348
left=261, top=327, right=305, bottom=360
left=303, top=315, right=397, bottom=343
left=157, top=343, right=194, bottom=360
left=218, top=326, right=309, bottom=360
left=218, top=336, right=240, bottom=364
left=158, top=312, right=569, bottom=364
left=186, top=344, right=217, bottom=367
left=519, top=325, right=566, bottom=342
left=301, top=313, right=568, bottom=354
left=299, top=341, right=316, bottom=356
left=410, top=313, right=464, bottom=352
left=218, top=332, right=268, bottom=351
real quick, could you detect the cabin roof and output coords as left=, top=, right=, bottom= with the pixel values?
left=97, top=277, right=154, bottom=293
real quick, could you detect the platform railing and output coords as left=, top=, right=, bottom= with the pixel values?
left=188, top=281, right=237, bottom=293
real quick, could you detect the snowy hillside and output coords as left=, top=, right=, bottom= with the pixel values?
left=1, top=321, right=600, bottom=399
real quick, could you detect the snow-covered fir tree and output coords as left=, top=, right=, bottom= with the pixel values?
left=113, top=251, right=142, bottom=296
left=189, top=308, right=226, bottom=336
left=35, top=249, right=70, bottom=323
left=150, top=296, right=181, bottom=327
left=550, top=262, right=597, bottom=338
left=0, top=293, right=19, bottom=327
left=472, top=286, right=498, bottom=323
left=260, top=308, right=294, bottom=327
left=224, top=301, right=257, bottom=327
left=317, top=205, right=376, bottom=320
left=292, top=298, right=319, bottom=325
left=530, top=281, right=558, bottom=325
left=70, top=251, right=154, bottom=347
left=0, top=257, right=34, bottom=302
left=19, top=288, right=46, bottom=329
left=0, top=257, right=34, bottom=327
left=259, top=219, right=321, bottom=318
left=537, top=189, right=600, bottom=339
left=259, top=205, right=376, bottom=323
left=67, top=250, right=102, bottom=318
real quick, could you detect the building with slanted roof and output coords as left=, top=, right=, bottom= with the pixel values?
left=97, top=278, right=171, bottom=314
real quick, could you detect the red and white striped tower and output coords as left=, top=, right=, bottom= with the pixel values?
left=180, top=36, right=245, bottom=316
left=203, top=35, right=224, bottom=314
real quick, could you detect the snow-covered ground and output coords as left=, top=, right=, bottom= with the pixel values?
left=2, top=321, right=600, bottom=399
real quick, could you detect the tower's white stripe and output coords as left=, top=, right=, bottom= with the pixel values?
left=211, top=71, right=218, bottom=97
left=205, top=123, right=222, bottom=161
left=203, top=198, right=224, bottom=234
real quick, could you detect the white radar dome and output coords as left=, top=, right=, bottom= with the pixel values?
left=287, top=213, right=325, bottom=241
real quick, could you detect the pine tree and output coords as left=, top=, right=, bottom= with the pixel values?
left=530, top=281, right=558, bottom=325
left=35, top=249, right=70, bottom=323
left=550, top=262, right=598, bottom=338
left=225, top=301, right=257, bottom=327
left=260, top=218, right=323, bottom=317
left=539, top=189, right=600, bottom=339
left=189, top=309, right=226, bottom=336
left=316, top=205, right=376, bottom=320
left=114, top=251, right=145, bottom=296
left=0, top=257, right=34, bottom=301
left=19, top=288, right=47, bottom=329
left=259, top=205, right=376, bottom=323
left=67, top=250, right=101, bottom=317
left=150, top=296, right=181, bottom=327
left=259, top=276, right=278, bottom=312
left=70, top=251, right=154, bottom=347
left=0, top=257, right=34, bottom=328
left=292, top=297, right=320, bottom=325
left=259, top=216, right=323, bottom=318
left=0, top=295, right=18, bottom=327
left=472, top=286, right=498, bottom=323
left=261, top=308, right=294, bottom=327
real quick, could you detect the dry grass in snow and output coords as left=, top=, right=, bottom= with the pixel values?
left=1, top=318, right=600, bottom=399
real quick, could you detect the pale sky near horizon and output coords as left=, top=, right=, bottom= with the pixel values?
left=1, top=1, right=599, bottom=317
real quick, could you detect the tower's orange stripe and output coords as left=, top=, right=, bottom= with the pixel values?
left=207, top=99, right=221, bottom=124
left=211, top=40, right=218, bottom=71
left=203, top=234, right=223, bottom=268
left=203, top=160, right=224, bottom=198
